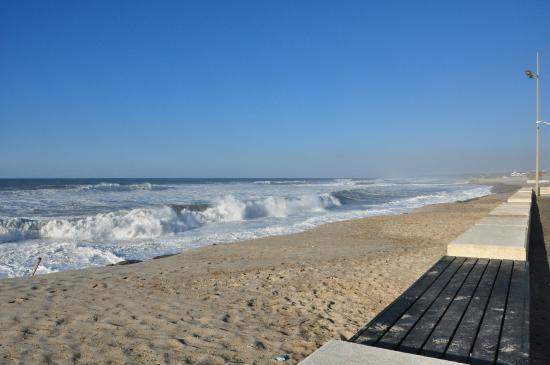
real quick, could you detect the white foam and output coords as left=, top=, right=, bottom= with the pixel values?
left=0, top=241, right=122, bottom=278
left=78, top=182, right=158, bottom=191
left=40, top=206, right=202, bottom=241
left=0, top=180, right=492, bottom=278
left=0, top=193, right=344, bottom=244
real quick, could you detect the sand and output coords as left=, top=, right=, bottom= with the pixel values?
left=0, top=190, right=513, bottom=365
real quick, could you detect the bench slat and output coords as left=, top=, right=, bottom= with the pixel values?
left=443, top=260, right=501, bottom=363
left=469, top=260, right=513, bottom=364
left=398, top=258, right=477, bottom=354
left=351, top=256, right=455, bottom=345
left=496, top=261, right=529, bottom=365
left=420, top=259, right=489, bottom=358
left=376, top=257, right=467, bottom=349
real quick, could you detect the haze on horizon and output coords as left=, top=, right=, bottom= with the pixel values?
left=1, top=1, right=550, bottom=179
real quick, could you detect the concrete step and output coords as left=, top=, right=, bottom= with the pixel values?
left=298, top=340, right=463, bottom=365
left=475, top=216, right=529, bottom=227
left=507, top=191, right=533, bottom=203
left=447, top=225, right=528, bottom=260
left=489, top=203, right=531, bottom=216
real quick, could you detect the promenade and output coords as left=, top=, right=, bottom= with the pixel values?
left=301, top=186, right=535, bottom=364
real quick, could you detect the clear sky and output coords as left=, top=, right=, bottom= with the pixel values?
left=1, top=0, right=550, bottom=178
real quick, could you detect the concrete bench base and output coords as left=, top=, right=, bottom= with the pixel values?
left=299, top=340, right=463, bottom=365
left=489, top=203, right=530, bottom=216
left=507, top=189, right=532, bottom=203
left=449, top=192, right=532, bottom=261
left=448, top=225, right=528, bottom=260
left=447, top=243, right=527, bottom=261
left=508, top=195, right=532, bottom=203
left=475, top=216, right=529, bottom=227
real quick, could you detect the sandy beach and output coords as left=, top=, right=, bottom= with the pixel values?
left=0, top=187, right=515, bottom=365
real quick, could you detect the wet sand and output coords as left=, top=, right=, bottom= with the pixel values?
left=0, top=189, right=513, bottom=364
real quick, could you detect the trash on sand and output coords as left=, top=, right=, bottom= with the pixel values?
left=275, top=353, right=290, bottom=362
left=31, top=257, right=42, bottom=277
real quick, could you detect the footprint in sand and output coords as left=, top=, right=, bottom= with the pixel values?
left=8, top=297, right=29, bottom=304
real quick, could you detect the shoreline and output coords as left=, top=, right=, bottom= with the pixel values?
left=98, top=182, right=518, bottom=269
left=0, top=187, right=516, bottom=364
left=2, top=181, right=504, bottom=280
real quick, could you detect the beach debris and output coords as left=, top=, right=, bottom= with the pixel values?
left=8, top=297, right=29, bottom=304
left=31, top=257, right=42, bottom=276
left=254, top=340, right=266, bottom=350
left=153, top=253, right=176, bottom=260
left=175, top=338, right=187, bottom=346
left=108, top=259, right=142, bottom=266
left=275, top=354, right=290, bottom=362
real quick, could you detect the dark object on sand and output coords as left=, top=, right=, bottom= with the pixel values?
left=153, top=253, right=177, bottom=260
left=31, top=257, right=42, bottom=276
left=108, top=259, right=142, bottom=266
left=275, top=353, right=290, bottom=362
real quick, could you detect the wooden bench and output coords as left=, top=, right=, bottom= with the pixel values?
left=349, top=256, right=529, bottom=364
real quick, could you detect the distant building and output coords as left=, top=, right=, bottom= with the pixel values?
left=527, top=170, right=545, bottom=178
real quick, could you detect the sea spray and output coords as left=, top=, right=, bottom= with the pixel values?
left=0, top=178, right=491, bottom=277
left=0, top=193, right=343, bottom=243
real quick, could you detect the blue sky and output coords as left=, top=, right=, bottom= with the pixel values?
left=1, top=0, right=550, bottom=178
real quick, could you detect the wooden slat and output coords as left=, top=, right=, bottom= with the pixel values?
left=443, top=260, right=501, bottom=363
left=376, top=257, right=467, bottom=349
left=351, top=256, right=455, bottom=345
left=420, top=259, right=489, bottom=358
left=496, top=261, right=530, bottom=365
left=469, top=260, right=513, bottom=364
left=398, top=258, right=477, bottom=354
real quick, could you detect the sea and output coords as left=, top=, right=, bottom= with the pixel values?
left=0, top=178, right=491, bottom=278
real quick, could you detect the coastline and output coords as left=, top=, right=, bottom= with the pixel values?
left=0, top=179, right=493, bottom=278
left=0, top=187, right=516, bottom=364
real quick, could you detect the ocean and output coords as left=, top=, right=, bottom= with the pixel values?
left=0, top=178, right=491, bottom=278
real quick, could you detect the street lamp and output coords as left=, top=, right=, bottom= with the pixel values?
left=525, top=52, right=541, bottom=196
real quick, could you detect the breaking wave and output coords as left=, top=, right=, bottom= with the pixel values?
left=0, top=180, right=493, bottom=278
left=0, top=193, right=342, bottom=243
left=253, top=180, right=310, bottom=185
left=77, top=182, right=166, bottom=192
left=0, top=185, right=492, bottom=246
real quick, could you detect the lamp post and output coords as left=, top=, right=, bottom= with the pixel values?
left=525, top=52, right=541, bottom=196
